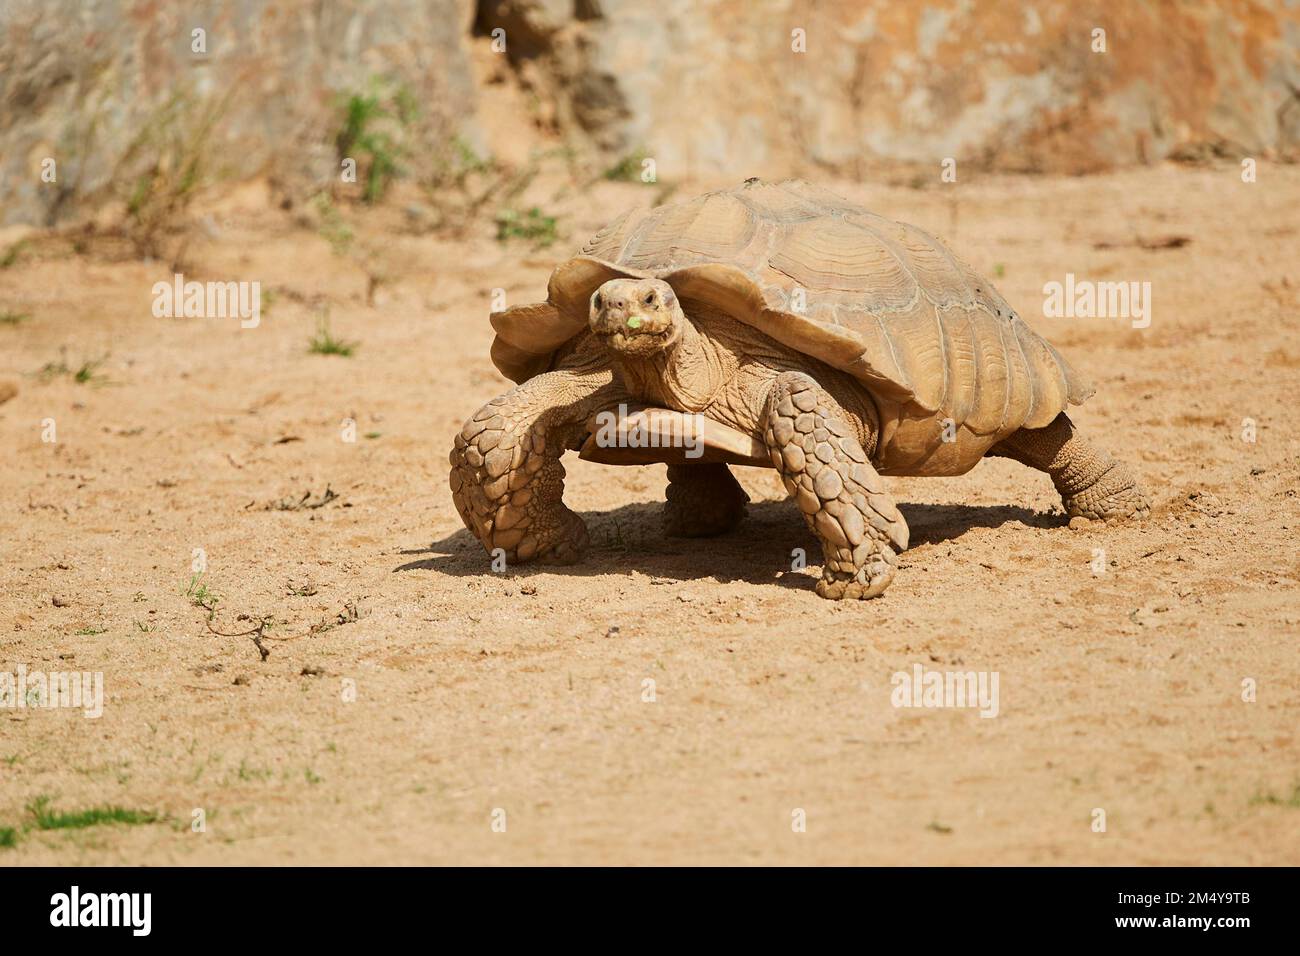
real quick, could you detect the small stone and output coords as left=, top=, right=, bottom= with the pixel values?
left=1068, top=516, right=1092, bottom=531
left=52, top=596, right=69, bottom=607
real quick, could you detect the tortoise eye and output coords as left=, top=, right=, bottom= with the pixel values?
left=643, top=292, right=657, bottom=306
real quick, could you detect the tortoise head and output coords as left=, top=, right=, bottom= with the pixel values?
left=588, top=278, right=684, bottom=356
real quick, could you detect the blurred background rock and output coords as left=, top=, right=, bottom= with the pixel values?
left=1, top=0, right=1297, bottom=229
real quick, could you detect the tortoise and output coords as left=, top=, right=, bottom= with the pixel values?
left=449, top=180, right=1149, bottom=599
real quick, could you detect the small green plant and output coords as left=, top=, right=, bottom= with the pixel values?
left=27, top=795, right=158, bottom=830
left=308, top=311, right=358, bottom=357
left=335, top=89, right=404, bottom=203
left=0, top=311, right=30, bottom=325
left=1250, top=783, right=1300, bottom=808
left=73, top=626, right=107, bottom=636
left=496, top=206, right=558, bottom=247
left=603, top=149, right=650, bottom=182
left=418, top=138, right=549, bottom=236
left=993, top=263, right=1006, bottom=278
left=113, top=87, right=237, bottom=260
left=133, top=619, right=156, bottom=633
left=0, top=239, right=30, bottom=269
left=236, top=760, right=273, bottom=783
left=37, top=349, right=108, bottom=385
left=0, top=827, right=17, bottom=849
left=183, top=573, right=219, bottom=615
left=313, top=193, right=355, bottom=255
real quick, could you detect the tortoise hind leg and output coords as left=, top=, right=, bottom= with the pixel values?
left=663, top=463, right=749, bottom=537
left=988, top=412, right=1150, bottom=521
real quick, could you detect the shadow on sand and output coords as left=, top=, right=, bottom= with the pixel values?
left=395, top=500, right=1061, bottom=594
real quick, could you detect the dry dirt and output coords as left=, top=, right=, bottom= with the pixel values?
left=1, top=164, right=1297, bottom=865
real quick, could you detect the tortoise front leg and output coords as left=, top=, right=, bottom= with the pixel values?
left=450, top=366, right=616, bottom=565
left=762, top=372, right=909, bottom=599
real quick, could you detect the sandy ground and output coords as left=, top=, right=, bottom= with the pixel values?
left=0, top=164, right=1297, bottom=865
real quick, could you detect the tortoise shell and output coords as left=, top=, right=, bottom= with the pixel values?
left=489, top=180, right=1092, bottom=476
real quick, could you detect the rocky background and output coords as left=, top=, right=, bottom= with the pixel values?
left=1, top=0, right=1298, bottom=226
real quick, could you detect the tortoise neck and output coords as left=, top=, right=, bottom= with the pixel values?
left=616, top=311, right=733, bottom=413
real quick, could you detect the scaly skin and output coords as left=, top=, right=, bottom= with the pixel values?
left=449, top=363, right=617, bottom=565
left=988, top=412, right=1151, bottom=520
left=762, top=372, right=908, bottom=599
left=663, top=463, right=749, bottom=537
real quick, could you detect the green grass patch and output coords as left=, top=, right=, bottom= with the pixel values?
left=0, top=240, right=30, bottom=269
left=308, top=313, right=358, bottom=357
left=183, top=573, right=220, bottom=617
left=313, top=193, right=355, bottom=255
left=334, top=86, right=409, bottom=203
left=1250, top=783, right=1300, bottom=808
left=27, top=795, right=158, bottom=830
left=0, top=311, right=29, bottom=325
left=495, top=206, right=558, bottom=247
left=0, top=827, right=17, bottom=849
left=603, top=149, right=650, bottom=182
left=37, top=350, right=109, bottom=385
